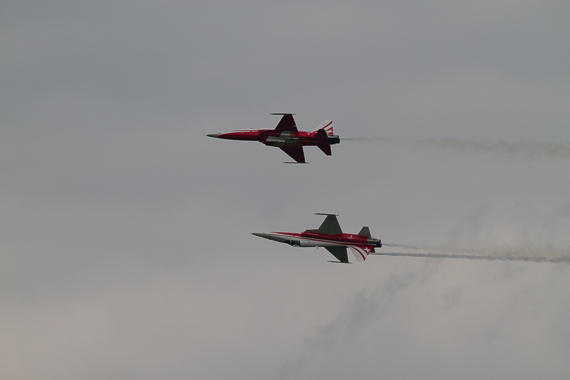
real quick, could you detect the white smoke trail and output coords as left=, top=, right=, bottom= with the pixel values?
left=379, top=243, right=570, bottom=263
left=342, top=137, right=570, bottom=159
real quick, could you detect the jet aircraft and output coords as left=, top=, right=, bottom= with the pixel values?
left=252, top=214, right=382, bottom=263
left=207, top=113, right=339, bottom=163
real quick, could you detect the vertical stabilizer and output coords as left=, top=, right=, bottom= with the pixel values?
left=312, top=120, right=333, bottom=134
left=349, top=246, right=373, bottom=262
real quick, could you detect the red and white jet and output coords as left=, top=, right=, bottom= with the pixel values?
left=207, top=113, right=339, bottom=163
left=252, top=214, right=382, bottom=263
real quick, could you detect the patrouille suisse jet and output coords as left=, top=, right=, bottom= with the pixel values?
left=253, top=214, right=382, bottom=263
left=207, top=113, right=339, bottom=163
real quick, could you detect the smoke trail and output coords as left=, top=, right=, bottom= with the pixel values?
left=376, top=252, right=570, bottom=263
left=378, top=243, right=570, bottom=263
left=383, top=243, right=423, bottom=250
left=342, top=137, right=570, bottom=159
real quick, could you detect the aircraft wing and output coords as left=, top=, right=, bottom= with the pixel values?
left=274, top=114, right=299, bottom=133
left=325, top=247, right=349, bottom=263
left=280, top=146, right=305, bottom=163
left=315, top=214, right=343, bottom=235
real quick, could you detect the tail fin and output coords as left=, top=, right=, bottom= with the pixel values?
left=357, top=227, right=376, bottom=253
left=349, top=246, right=373, bottom=262
left=312, top=120, right=333, bottom=135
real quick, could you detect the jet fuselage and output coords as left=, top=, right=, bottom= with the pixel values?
left=253, top=231, right=380, bottom=247
left=207, top=114, right=338, bottom=163
left=207, top=129, right=340, bottom=148
left=252, top=231, right=381, bottom=262
left=253, top=214, right=382, bottom=263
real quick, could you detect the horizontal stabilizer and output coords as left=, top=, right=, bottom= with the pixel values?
left=358, top=226, right=371, bottom=237
left=317, top=143, right=332, bottom=156
left=314, top=129, right=332, bottom=155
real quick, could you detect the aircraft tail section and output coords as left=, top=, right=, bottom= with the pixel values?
left=312, top=120, right=333, bottom=135
left=313, top=128, right=332, bottom=155
left=358, top=226, right=371, bottom=237
left=349, top=245, right=373, bottom=262
left=317, top=143, right=332, bottom=155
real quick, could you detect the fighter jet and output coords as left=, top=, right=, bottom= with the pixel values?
left=252, top=214, right=382, bottom=263
left=207, top=113, right=339, bottom=163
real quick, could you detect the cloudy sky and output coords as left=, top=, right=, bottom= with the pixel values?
left=2, top=2, right=570, bottom=379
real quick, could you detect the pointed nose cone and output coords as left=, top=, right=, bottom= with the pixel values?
left=207, top=133, right=222, bottom=138
left=252, top=232, right=286, bottom=243
left=252, top=232, right=276, bottom=242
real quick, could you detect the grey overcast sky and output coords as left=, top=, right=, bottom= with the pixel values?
left=2, top=2, right=570, bottom=379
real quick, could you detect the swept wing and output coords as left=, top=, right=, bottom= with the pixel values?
left=279, top=146, right=306, bottom=163
left=325, top=247, right=349, bottom=263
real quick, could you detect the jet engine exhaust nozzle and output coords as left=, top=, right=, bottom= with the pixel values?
left=327, top=135, right=340, bottom=145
